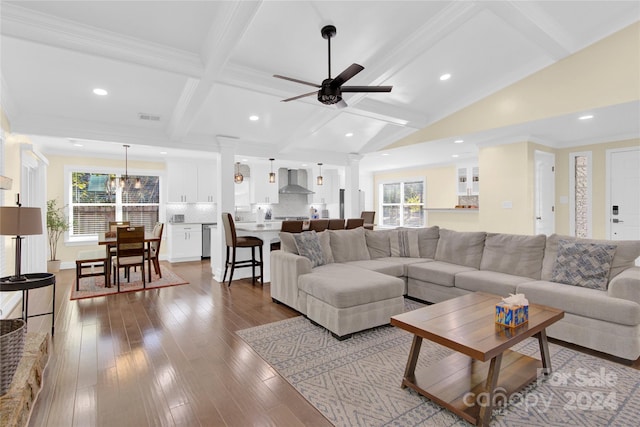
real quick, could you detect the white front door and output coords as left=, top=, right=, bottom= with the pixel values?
left=608, top=147, right=640, bottom=242
left=534, top=151, right=555, bottom=236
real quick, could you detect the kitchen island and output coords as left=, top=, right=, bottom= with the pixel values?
left=211, top=221, right=282, bottom=283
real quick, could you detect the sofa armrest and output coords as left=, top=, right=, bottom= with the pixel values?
left=608, top=267, right=640, bottom=305
left=270, top=250, right=312, bottom=312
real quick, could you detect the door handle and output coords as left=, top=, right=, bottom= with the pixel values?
left=536, top=217, right=542, bottom=220
left=612, top=219, right=624, bottom=223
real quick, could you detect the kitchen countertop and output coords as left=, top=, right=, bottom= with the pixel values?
left=423, top=208, right=479, bottom=212
left=235, top=221, right=283, bottom=232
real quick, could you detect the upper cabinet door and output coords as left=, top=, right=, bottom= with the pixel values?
left=456, top=163, right=479, bottom=196
left=197, top=160, right=217, bottom=203
left=167, top=161, right=198, bottom=203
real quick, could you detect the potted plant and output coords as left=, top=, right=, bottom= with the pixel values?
left=46, top=199, right=69, bottom=272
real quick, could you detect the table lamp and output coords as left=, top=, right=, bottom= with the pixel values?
left=0, top=199, right=43, bottom=281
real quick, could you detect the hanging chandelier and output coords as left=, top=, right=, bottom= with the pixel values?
left=109, top=145, right=141, bottom=191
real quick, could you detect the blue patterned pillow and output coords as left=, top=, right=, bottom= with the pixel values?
left=293, top=231, right=326, bottom=268
left=551, top=239, right=616, bottom=290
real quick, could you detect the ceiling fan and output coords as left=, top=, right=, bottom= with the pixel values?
left=274, top=25, right=392, bottom=108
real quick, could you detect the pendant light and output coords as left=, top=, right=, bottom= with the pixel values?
left=118, top=145, right=141, bottom=191
left=120, top=144, right=130, bottom=188
left=268, top=158, right=276, bottom=183
left=316, top=163, right=323, bottom=186
left=234, top=162, right=244, bottom=184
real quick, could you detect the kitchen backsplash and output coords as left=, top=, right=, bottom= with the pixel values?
left=166, top=204, right=217, bottom=223
left=458, top=195, right=479, bottom=207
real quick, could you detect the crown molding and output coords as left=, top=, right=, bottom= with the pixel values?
left=1, top=3, right=204, bottom=77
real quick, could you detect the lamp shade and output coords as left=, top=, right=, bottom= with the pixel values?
left=0, top=207, right=43, bottom=236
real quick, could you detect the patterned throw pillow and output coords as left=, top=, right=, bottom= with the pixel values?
left=551, top=239, right=617, bottom=290
left=293, top=231, right=326, bottom=268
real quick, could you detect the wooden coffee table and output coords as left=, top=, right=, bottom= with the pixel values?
left=391, top=292, right=564, bottom=426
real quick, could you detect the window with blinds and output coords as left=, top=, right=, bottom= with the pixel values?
left=379, top=179, right=425, bottom=227
left=70, top=172, right=160, bottom=237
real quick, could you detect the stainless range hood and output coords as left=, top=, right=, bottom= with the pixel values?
left=279, top=169, right=314, bottom=194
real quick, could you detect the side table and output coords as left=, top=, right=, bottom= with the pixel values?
left=0, top=273, right=56, bottom=336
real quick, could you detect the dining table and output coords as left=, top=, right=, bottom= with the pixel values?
left=98, top=231, right=162, bottom=286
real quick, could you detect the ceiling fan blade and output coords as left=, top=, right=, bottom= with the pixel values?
left=281, top=91, right=318, bottom=102
left=273, top=74, right=320, bottom=88
left=341, top=85, right=393, bottom=93
left=336, top=99, right=348, bottom=109
left=331, top=63, right=364, bottom=87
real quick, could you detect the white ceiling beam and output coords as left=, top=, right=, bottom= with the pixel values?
left=165, top=1, right=263, bottom=142
left=485, top=1, right=573, bottom=60
left=0, top=3, right=204, bottom=78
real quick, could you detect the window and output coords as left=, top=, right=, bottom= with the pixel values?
left=379, top=179, right=425, bottom=227
left=569, top=152, right=592, bottom=238
left=69, top=169, right=160, bottom=240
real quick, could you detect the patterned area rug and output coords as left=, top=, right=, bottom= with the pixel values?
left=237, top=301, right=640, bottom=427
left=70, top=265, right=188, bottom=300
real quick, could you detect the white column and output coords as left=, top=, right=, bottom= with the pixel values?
left=211, top=138, right=237, bottom=281
left=344, top=154, right=362, bottom=218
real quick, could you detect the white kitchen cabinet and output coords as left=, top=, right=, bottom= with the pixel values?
left=457, top=164, right=479, bottom=195
left=167, top=223, right=202, bottom=262
left=167, top=161, right=217, bottom=203
left=197, top=161, right=217, bottom=203
left=250, top=163, right=279, bottom=204
left=311, top=168, right=339, bottom=204
left=167, top=162, right=198, bottom=203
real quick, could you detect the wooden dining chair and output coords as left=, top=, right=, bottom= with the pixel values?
left=345, top=218, right=365, bottom=229
left=308, top=219, right=329, bottom=232
left=221, top=213, right=263, bottom=287
left=112, top=226, right=145, bottom=292
left=107, top=220, right=131, bottom=255
left=145, top=222, right=164, bottom=282
left=280, top=220, right=304, bottom=233
left=360, top=211, right=375, bottom=230
left=328, top=219, right=345, bottom=230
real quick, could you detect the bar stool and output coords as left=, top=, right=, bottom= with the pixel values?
left=221, top=212, right=264, bottom=286
left=328, top=219, right=345, bottom=230
left=345, top=218, right=365, bottom=229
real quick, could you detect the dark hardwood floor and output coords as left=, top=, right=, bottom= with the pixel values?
left=26, top=261, right=331, bottom=427
left=23, top=260, right=639, bottom=426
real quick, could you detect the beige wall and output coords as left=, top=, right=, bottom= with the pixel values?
left=46, top=154, right=165, bottom=263
left=477, top=142, right=534, bottom=234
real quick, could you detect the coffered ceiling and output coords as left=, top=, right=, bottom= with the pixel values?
left=1, top=1, right=638, bottom=172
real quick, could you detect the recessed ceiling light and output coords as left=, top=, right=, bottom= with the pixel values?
left=93, top=88, right=108, bottom=96
left=242, top=158, right=248, bottom=162
left=381, top=153, right=390, bottom=156
left=452, top=154, right=459, bottom=158
left=345, top=132, right=354, bottom=137
left=578, top=114, right=594, bottom=120
left=439, top=73, right=451, bottom=81
left=301, top=163, right=308, bottom=167
left=249, top=115, right=259, bottom=121
left=160, top=151, right=167, bottom=155
left=454, top=139, right=464, bottom=144
left=73, top=143, right=83, bottom=147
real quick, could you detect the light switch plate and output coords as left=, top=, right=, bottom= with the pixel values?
left=502, top=201, right=513, bottom=209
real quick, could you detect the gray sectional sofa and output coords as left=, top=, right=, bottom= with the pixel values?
left=270, top=226, right=640, bottom=360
